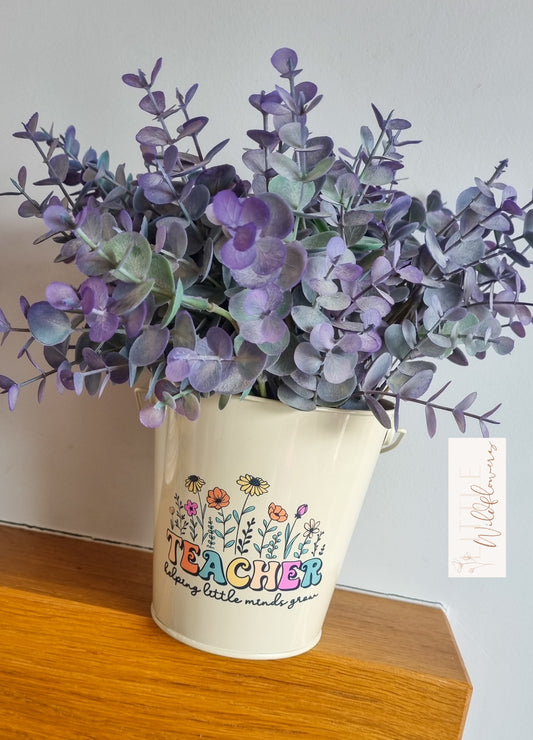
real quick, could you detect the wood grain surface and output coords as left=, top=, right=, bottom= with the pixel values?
left=0, top=524, right=471, bottom=739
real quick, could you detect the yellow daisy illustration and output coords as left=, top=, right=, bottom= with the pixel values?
left=236, top=473, right=269, bottom=496
left=184, top=474, right=206, bottom=494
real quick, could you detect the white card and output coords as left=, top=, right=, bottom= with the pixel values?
left=448, top=438, right=506, bottom=578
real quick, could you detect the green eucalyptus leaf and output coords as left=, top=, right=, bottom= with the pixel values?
left=301, top=231, right=338, bottom=250
left=302, top=156, right=335, bottom=183
left=103, top=232, right=152, bottom=283
left=353, top=236, right=384, bottom=251
left=269, top=152, right=301, bottom=181
left=269, top=175, right=314, bottom=211
left=162, top=281, right=185, bottom=328
left=149, top=253, right=175, bottom=299
left=360, top=164, right=395, bottom=186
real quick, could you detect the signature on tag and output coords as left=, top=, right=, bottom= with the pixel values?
left=448, top=438, right=506, bottom=578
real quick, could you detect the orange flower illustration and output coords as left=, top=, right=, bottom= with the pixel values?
left=207, top=487, right=230, bottom=510
left=268, top=502, right=288, bottom=522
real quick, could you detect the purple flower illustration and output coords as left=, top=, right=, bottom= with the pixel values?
left=295, top=504, right=308, bottom=518
left=184, top=499, right=198, bottom=517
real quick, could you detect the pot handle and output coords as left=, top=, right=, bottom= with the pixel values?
left=381, top=427, right=406, bottom=453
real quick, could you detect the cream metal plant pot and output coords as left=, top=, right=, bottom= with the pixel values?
left=150, top=394, right=404, bottom=660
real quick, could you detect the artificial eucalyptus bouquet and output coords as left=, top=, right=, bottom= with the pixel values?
left=1, top=48, right=531, bottom=436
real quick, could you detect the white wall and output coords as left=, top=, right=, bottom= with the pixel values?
left=1, top=1, right=531, bottom=737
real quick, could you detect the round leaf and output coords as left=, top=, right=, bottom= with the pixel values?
left=27, top=302, right=72, bottom=346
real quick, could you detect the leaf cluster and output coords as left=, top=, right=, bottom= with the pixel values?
left=1, top=48, right=532, bottom=437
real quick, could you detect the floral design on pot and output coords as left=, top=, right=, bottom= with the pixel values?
left=166, top=474, right=326, bottom=601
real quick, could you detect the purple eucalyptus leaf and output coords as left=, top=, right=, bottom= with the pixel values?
left=326, top=236, right=346, bottom=262
left=454, top=392, right=477, bottom=412
left=140, top=404, right=166, bottom=428
left=136, top=126, right=172, bottom=146
left=258, top=315, right=287, bottom=344
left=82, top=347, right=106, bottom=370
left=385, top=195, right=412, bottom=229
left=371, top=256, right=392, bottom=284
left=453, top=408, right=467, bottom=433
left=481, top=212, right=512, bottom=232
left=365, top=395, right=392, bottom=429
left=17, top=200, right=41, bottom=218
left=398, top=265, right=425, bottom=285
left=494, top=336, right=514, bottom=355
left=510, top=321, right=526, bottom=338
left=334, top=262, right=363, bottom=282
left=7, top=383, right=19, bottom=411
left=88, top=310, right=120, bottom=343
left=356, top=295, right=391, bottom=316
left=37, top=377, right=46, bottom=404
left=165, top=349, right=194, bottom=383
left=397, top=369, right=434, bottom=399
left=323, top=351, right=356, bottom=384
left=27, top=302, right=71, bottom=346
left=184, top=83, right=199, bottom=106
left=362, top=352, right=392, bottom=391
left=171, top=311, right=197, bottom=350
left=42, top=204, right=74, bottom=231
left=251, top=237, right=286, bottom=276
left=277, top=242, right=307, bottom=291
left=277, top=382, right=316, bottom=411
left=212, top=189, right=241, bottom=228
left=309, top=323, right=335, bottom=351
left=176, top=393, right=201, bottom=421
left=122, top=73, right=143, bottom=88
left=317, top=375, right=356, bottom=404
left=182, top=184, right=210, bottom=220
left=162, top=144, right=179, bottom=174
left=19, top=296, right=30, bottom=319
left=138, top=172, right=175, bottom=204
left=177, top=116, right=208, bottom=140
left=130, top=325, right=170, bottom=367
left=242, top=149, right=271, bottom=175
left=0, top=308, right=11, bottom=333
left=294, top=81, right=318, bottom=103
left=0, top=375, right=15, bottom=390
left=233, top=222, right=258, bottom=251
left=221, top=238, right=256, bottom=270
left=335, top=173, right=359, bottom=201
left=247, top=130, right=279, bottom=148
left=76, top=244, right=113, bottom=277
left=256, top=192, right=294, bottom=239
left=206, top=327, right=233, bottom=360
left=189, top=356, right=222, bottom=393
left=294, top=342, right=322, bottom=374
left=139, top=91, right=166, bottom=115
left=425, top=404, right=437, bottom=438
left=48, top=154, right=69, bottom=183
left=45, top=282, right=79, bottom=311
left=447, top=348, right=469, bottom=366
left=234, top=341, right=267, bottom=381
left=123, top=301, right=148, bottom=338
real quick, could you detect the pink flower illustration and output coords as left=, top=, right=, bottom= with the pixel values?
left=185, top=499, right=198, bottom=517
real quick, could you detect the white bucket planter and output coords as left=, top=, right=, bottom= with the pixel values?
left=150, top=394, right=403, bottom=659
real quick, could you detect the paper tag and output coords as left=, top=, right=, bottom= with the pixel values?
left=448, top=438, right=506, bottom=578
